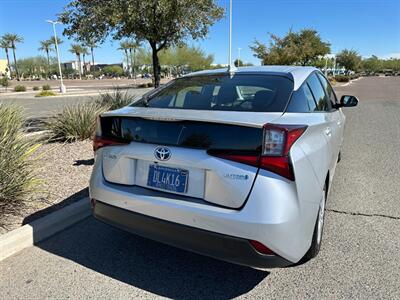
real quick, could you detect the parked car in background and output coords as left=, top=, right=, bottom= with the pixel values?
left=90, top=66, right=358, bottom=268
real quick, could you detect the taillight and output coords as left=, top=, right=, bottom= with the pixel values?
left=259, top=124, right=307, bottom=180
left=208, top=124, right=306, bottom=180
left=93, top=136, right=129, bottom=151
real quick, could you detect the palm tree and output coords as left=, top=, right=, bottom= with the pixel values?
left=118, top=41, right=131, bottom=77
left=85, top=40, right=98, bottom=71
left=49, top=36, right=63, bottom=49
left=38, top=39, right=53, bottom=73
left=0, top=37, right=11, bottom=75
left=3, top=33, right=23, bottom=80
left=69, top=43, right=84, bottom=79
left=126, top=40, right=141, bottom=79
left=81, top=46, right=89, bottom=76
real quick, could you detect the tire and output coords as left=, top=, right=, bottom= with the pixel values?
left=302, top=184, right=327, bottom=262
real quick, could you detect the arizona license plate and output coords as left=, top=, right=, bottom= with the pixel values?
left=147, top=165, right=188, bottom=193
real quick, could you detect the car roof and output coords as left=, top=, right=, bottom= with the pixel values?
left=184, top=65, right=319, bottom=91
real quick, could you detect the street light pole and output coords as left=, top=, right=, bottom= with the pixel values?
left=46, top=20, right=66, bottom=93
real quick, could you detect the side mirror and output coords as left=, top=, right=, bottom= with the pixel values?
left=340, top=95, right=359, bottom=107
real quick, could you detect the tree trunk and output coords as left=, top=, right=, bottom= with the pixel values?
left=12, top=46, right=19, bottom=80
left=77, top=54, right=82, bottom=80
left=4, top=48, right=11, bottom=75
left=91, top=47, right=95, bottom=71
left=82, top=53, right=86, bottom=76
left=150, top=43, right=160, bottom=88
left=46, top=50, right=50, bottom=76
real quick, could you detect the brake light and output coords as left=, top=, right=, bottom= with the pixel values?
left=93, top=136, right=129, bottom=151
left=209, top=124, right=306, bottom=180
left=259, top=124, right=306, bottom=180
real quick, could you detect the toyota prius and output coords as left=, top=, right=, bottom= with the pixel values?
left=89, top=66, right=358, bottom=267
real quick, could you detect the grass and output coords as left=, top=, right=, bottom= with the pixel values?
left=0, top=104, right=41, bottom=216
left=46, top=102, right=108, bottom=141
left=35, top=90, right=57, bottom=97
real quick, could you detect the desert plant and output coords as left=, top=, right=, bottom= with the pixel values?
left=35, top=90, right=56, bottom=97
left=0, top=104, right=40, bottom=215
left=97, top=89, right=133, bottom=110
left=334, top=75, right=350, bottom=82
left=46, top=102, right=107, bottom=141
left=14, top=85, right=26, bottom=92
left=33, top=86, right=39, bottom=91
left=1, top=76, right=9, bottom=90
left=42, top=84, right=51, bottom=91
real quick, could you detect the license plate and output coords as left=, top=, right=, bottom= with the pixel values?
left=147, top=165, right=188, bottom=193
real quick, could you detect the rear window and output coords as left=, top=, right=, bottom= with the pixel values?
left=132, top=74, right=294, bottom=112
left=101, top=117, right=263, bottom=152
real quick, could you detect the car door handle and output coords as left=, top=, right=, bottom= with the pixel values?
left=324, top=127, right=332, bottom=136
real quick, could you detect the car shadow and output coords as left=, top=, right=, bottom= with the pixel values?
left=32, top=204, right=268, bottom=298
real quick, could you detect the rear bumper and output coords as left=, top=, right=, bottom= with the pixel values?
left=93, top=200, right=292, bottom=268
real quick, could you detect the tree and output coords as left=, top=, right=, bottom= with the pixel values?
left=38, top=39, right=53, bottom=72
left=0, top=37, right=11, bottom=75
left=234, top=59, right=243, bottom=67
left=60, top=0, right=224, bottom=87
left=102, top=65, right=124, bottom=77
left=49, top=36, right=63, bottom=50
left=126, top=39, right=141, bottom=79
left=362, top=55, right=381, bottom=73
left=250, top=28, right=330, bottom=66
left=336, top=49, right=362, bottom=72
left=69, top=43, right=85, bottom=79
left=85, top=40, right=98, bottom=70
left=81, top=46, right=89, bottom=75
left=2, top=33, right=23, bottom=80
left=118, top=41, right=132, bottom=77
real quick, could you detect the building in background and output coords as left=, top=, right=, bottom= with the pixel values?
left=0, top=59, right=10, bottom=77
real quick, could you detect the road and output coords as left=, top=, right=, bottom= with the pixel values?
left=1, top=77, right=400, bottom=299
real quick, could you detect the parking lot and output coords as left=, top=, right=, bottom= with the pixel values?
left=0, top=76, right=399, bottom=299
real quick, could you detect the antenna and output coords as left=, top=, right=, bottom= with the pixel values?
left=228, top=0, right=236, bottom=75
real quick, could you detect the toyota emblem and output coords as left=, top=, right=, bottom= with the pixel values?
left=154, top=146, right=171, bottom=161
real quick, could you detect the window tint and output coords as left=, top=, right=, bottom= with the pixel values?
left=307, top=73, right=330, bottom=111
left=132, top=75, right=294, bottom=112
left=317, top=73, right=337, bottom=108
left=286, top=83, right=317, bottom=112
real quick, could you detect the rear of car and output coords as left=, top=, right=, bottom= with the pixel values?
left=89, top=68, right=332, bottom=267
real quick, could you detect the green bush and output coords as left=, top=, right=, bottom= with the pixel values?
left=0, top=104, right=40, bottom=215
left=46, top=102, right=108, bottom=141
left=42, top=84, right=51, bottom=91
left=33, top=86, right=40, bottom=91
left=103, top=65, right=124, bottom=77
left=1, top=77, right=10, bottom=88
left=14, top=85, right=27, bottom=92
left=35, top=90, right=57, bottom=97
left=334, top=75, right=350, bottom=82
left=97, top=89, right=133, bottom=110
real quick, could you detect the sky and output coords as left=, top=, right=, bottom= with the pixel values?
left=0, top=0, right=399, bottom=65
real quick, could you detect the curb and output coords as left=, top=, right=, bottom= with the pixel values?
left=0, top=198, right=91, bottom=262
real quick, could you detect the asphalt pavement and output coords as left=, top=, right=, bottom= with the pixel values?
left=0, top=76, right=399, bottom=299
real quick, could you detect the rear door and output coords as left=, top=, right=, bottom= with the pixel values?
left=307, top=72, right=340, bottom=173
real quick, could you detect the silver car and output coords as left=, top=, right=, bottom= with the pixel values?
left=89, top=66, right=358, bottom=267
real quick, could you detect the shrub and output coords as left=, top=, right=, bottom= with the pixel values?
left=42, top=84, right=51, bottom=91
left=14, top=85, right=27, bottom=92
left=33, top=86, right=40, bottom=91
left=334, top=75, right=350, bottom=82
left=0, top=104, right=40, bottom=215
left=35, top=90, right=57, bottom=97
left=137, top=83, right=148, bottom=88
left=97, top=89, right=133, bottom=110
left=1, top=77, right=10, bottom=89
left=46, top=102, right=107, bottom=141
left=147, top=82, right=154, bottom=88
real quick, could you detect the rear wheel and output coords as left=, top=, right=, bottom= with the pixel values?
left=303, top=184, right=327, bottom=261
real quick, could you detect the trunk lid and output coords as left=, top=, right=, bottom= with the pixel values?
left=99, top=111, right=281, bottom=208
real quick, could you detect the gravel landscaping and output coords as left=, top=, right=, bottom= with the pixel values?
left=0, top=140, right=93, bottom=234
